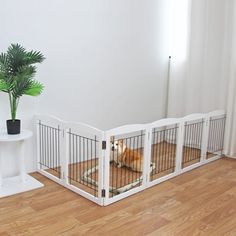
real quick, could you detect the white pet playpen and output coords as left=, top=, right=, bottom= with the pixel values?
left=36, top=110, right=226, bottom=206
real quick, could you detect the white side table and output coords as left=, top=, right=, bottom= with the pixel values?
left=0, top=130, right=44, bottom=198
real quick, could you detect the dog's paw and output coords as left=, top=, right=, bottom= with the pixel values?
left=150, top=162, right=156, bottom=170
left=117, top=163, right=122, bottom=168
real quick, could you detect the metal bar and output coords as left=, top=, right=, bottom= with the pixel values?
left=94, top=135, right=97, bottom=196
left=39, top=122, right=42, bottom=169
left=58, top=125, right=61, bottom=178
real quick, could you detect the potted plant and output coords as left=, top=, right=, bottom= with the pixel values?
left=0, top=44, right=45, bottom=134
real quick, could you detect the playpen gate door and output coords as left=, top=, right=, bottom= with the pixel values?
left=36, top=115, right=64, bottom=185
left=64, top=122, right=104, bottom=205
left=103, top=124, right=149, bottom=205
left=206, top=113, right=226, bottom=159
left=146, top=119, right=180, bottom=187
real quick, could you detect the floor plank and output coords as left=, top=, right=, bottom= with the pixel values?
left=0, top=158, right=236, bottom=235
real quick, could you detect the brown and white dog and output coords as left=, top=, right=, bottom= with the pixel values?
left=111, top=139, right=155, bottom=172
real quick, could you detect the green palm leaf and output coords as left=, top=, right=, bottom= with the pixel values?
left=26, top=50, right=45, bottom=64
left=0, top=72, right=10, bottom=92
left=0, top=53, right=10, bottom=75
left=0, top=80, right=8, bottom=91
left=24, top=81, right=44, bottom=96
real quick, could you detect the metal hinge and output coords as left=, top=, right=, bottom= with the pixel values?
left=102, top=141, right=106, bottom=150
left=101, top=189, right=106, bottom=197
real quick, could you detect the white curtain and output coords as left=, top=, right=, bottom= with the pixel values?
left=167, top=0, right=235, bottom=156
left=168, top=0, right=235, bottom=156
left=224, top=0, right=236, bottom=158
left=168, top=0, right=231, bottom=117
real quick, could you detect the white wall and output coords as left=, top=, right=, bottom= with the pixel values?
left=35, top=0, right=171, bottom=129
left=0, top=0, right=171, bottom=174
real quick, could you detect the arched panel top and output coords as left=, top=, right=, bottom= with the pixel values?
left=207, top=110, right=226, bottom=118
left=35, top=114, right=65, bottom=128
left=182, top=113, right=206, bottom=122
left=106, top=124, right=147, bottom=137
left=150, top=118, right=180, bottom=128
left=65, top=122, right=103, bottom=138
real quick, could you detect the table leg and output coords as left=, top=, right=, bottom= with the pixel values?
left=0, top=144, right=2, bottom=187
left=19, top=140, right=26, bottom=183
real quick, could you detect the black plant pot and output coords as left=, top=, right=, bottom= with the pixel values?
left=6, top=119, right=21, bottom=135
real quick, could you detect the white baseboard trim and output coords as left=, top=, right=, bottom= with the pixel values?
left=225, top=155, right=236, bottom=159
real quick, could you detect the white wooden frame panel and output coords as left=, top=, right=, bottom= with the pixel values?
left=104, top=124, right=147, bottom=206
left=35, top=115, right=65, bottom=184
left=64, top=122, right=104, bottom=206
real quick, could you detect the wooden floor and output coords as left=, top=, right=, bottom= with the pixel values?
left=1, top=158, right=236, bottom=236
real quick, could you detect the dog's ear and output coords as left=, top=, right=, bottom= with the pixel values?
left=119, top=139, right=124, bottom=145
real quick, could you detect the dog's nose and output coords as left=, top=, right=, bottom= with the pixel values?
left=111, top=147, right=114, bottom=151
